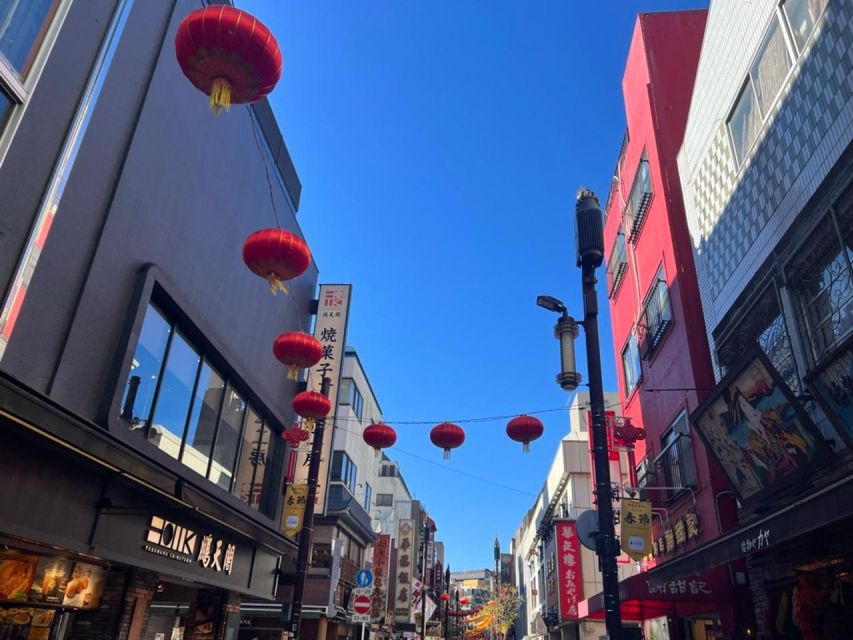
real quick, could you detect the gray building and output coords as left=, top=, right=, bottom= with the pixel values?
left=0, top=2, right=316, bottom=640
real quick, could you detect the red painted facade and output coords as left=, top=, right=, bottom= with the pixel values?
left=601, top=10, right=743, bottom=636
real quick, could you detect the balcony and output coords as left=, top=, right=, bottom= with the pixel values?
left=651, top=434, right=698, bottom=504
left=638, top=277, right=672, bottom=359
left=606, top=232, right=629, bottom=299
left=623, top=155, right=653, bottom=243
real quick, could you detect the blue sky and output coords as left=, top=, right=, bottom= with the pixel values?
left=243, top=0, right=708, bottom=571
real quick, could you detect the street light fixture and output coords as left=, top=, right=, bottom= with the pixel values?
left=538, top=188, right=623, bottom=640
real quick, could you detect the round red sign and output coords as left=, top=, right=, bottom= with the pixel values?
left=353, top=594, right=371, bottom=615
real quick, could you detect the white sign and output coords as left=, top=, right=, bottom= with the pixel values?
left=394, top=519, right=415, bottom=621
left=144, top=516, right=236, bottom=575
left=352, top=614, right=370, bottom=623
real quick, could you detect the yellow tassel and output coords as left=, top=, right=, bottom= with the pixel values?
left=305, top=418, right=315, bottom=432
left=267, top=274, right=288, bottom=295
left=209, top=77, right=232, bottom=114
left=287, top=366, right=299, bottom=381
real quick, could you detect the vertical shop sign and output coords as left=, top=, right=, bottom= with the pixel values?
left=282, top=484, right=309, bottom=537
left=554, top=519, right=582, bottom=619
left=395, top=520, right=415, bottom=621
left=293, top=284, right=352, bottom=511
left=619, top=498, right=652, bottom=560
left=372, top=534, right=391, bottom=619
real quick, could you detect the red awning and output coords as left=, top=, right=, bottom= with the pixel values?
left=578, top=565, right=733, bottom=622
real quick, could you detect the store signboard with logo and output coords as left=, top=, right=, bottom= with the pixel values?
left=619, top=498, right=652, bottom=560
left=553, top=519, right=582, bottom=620
left=293, top=284, right=352, bottom=512
left=282, top=483, right=309, bottom=538
left=394, top=520, right=415, bottom=622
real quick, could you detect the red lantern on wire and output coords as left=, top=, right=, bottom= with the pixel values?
left=440, top=593, right=451, bottom=603
left=460, top=597, right=470, bottom=606
left=506, top=414, right=545, bottom=453
left=292, top=391, right=331, bottom=430
left=363, top=423, right=397, bottom=458
left=174, top=6, right=282, bottom=114
left=274, top=332, right=323, bottom=380
left=243, top=228, right=311, bottom=295
left=430, top=422, right=465, bottom=460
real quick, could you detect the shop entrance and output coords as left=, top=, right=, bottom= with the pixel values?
left=143, top=580, right=198, bottom=640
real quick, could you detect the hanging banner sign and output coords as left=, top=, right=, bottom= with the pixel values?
left=554, top=519, right=582, bottom=619
left=619, top=498, right=652, bottom=560
left=282, top=484, right=309, bottom=538
left=394, top=520, right=415, bottom=622
left=372, top=534, right=391, bottom=619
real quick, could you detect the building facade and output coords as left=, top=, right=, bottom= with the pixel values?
left=0, top=1, right=316, bottom=640
left=600, top=9, right=743, bottom=639
left=676, top=0, right=853, bottom=637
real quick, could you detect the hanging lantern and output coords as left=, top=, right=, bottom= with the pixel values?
left=440, top=593, right=451, bottom=603
left=281, top=424, right=311, bottom=447
left=506, top=415, right=544, bottom=453
left=243, top=228, right=311, bottom=295
left=363, top=423, right=397, bottom=458
left=460, top=597, right=470, bottom=606
left=430, top=422, right=465, bottom=460
left=174, top=6, right=282, bottom=114
left=273, top=332, right=323, bottom=380
left=292, top=391, right=331, bottom=430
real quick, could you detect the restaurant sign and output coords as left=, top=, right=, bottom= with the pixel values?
left=145, top=516, right=236, bottom=575
left=395, top=519, right=415, bottom=621
left=554, top=519, right=582, bottom=620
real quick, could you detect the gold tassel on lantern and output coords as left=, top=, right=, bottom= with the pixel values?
left=287, top=365, right=299, bottom=381
left=304, top=418, right=315, bottom=432
left=266, top=274, right=288, bottom=295
left=209, top=77, right=232, bottom=114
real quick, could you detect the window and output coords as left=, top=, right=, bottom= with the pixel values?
left=606, top=232, right=628, bottom=299
left=339, top=378, right=364, bottom=420
left=623, top=151, right=653, bottom=243
left=311, top=543, right=332, bottom=569
left=379, top=463, right=398, bottom=477
left=376, top=493, right=393, bottom=507
left=363, top=482, right=372, bottom=510
left=121, top=303, right=277, bottom=513
left=621, top=334, right=642, bottom=396
left=639, top=266, right=673, bottom=358
left=729, top=81, right=762, bottom=165
left=782, top=0, right=828, bottom=51
left=655, top=412, right=698, bottom=502
left=331, top=450, right=357, bottom=494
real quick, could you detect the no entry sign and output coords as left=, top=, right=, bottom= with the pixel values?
left=352, top=594, right=371, bottom=615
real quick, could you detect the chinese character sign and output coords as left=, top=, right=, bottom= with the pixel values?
left=372, top=534, right=391, bottom=619
left=553, top=519, right=582, bottom=620
left=395, top=520, right=415, bottom=621
left=293, top=284, right=352, bottom=510
left=619, top=498, right=652, bottom=561
left=281, top=483, right=309, bottom=538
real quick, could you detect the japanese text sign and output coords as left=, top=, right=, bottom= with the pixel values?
left=619, top=498, right=652, bottom=560
left=395, top=519, right=415, bottom=621
left=554, top=519, right=582, bottom=620
left=282, top=483, right=309, bottom=538
left=372, top=534, right=391, bottom=619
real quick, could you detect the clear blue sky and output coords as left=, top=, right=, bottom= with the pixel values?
left=243, top=0, right=708, bottom=571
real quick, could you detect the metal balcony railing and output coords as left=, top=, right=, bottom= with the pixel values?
left=623, top=156, right=653, bottom=243
left=653, top=435, right=698, bottom=503
left=639, top=278, right=672, bottom=359
left=606, top=232, right=629, bottom=299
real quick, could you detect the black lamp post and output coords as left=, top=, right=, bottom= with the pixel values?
left=537, top=188, right=622, bottom=640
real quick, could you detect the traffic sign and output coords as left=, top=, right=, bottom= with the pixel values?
left=355, top=569, right=373, bottom=588
left=352, top=593, right=372, bottom=615
left=352, top=614, right=370, bottom=623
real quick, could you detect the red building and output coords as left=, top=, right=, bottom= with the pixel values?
left=593, top=10, right=748, bottom=639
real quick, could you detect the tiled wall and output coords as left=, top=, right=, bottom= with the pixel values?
left=678, top=0, right=853, bottom=378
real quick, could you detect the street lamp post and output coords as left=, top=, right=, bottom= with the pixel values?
left=445, top=565, right=451, bottom=640
left=421, top=521, right=430, bottom=640
left=537, top=189, right=622, bottom=640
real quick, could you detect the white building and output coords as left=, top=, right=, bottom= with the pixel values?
left=512, top=392, right=639, bottom=640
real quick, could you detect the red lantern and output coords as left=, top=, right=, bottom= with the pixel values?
left=430, top=422, right=465, bottom=460
left=363, top=423, right=397, bottom=458
left=460, top=597, right=470, bottom=606
left=281, top=425, right=310, bottom=447
left=274, top=332, right=323, bottom=380
left=175, top=6, right=282, bottom=114
left=440, top=593, right=450, bottom=603
left=292, top=391, right=331, bottom=430
left=506, top=415, right=545, bottom=453
left=243, top=228, right=311, bottom=295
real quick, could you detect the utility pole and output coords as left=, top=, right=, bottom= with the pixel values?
left=576, top=189, right=623, bottom=640
left=444, top=565, right=450, bottom=640
left=289, top=377, right=331, bottom=639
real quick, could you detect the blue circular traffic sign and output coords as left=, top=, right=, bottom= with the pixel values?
left=355, top=569, right=373, bottom=588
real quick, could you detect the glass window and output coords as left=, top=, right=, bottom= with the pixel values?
left=148, top=330, right=201, bottom=459
left=783, top=0, right=828, bottom=51
left=0, top=0, right=61, bottom=78
left=376, top=493, right=393, bottom=507
left=729, top=81, right=762, bottom=165
left=311, top=543, right=332, bottom=569
left=339, top=378, right=364, bottom=420
left=232, top=406, right=265, bottom=509
left=621, top=334, right=642, bottom=396
left=121, top=305, right=171, bottom=428
left=363, top=482, right=372, bottom=510
left=180, top=363, right=223, bottom=477
left=331, top=450, right=357, bottom=494
left=750, top=19, right=792, bottom=117
left=251, top=410, right=272, bottom=509
left=0, top=87, right=11, bottom=129
left=209, top=386, right=244, bottom=490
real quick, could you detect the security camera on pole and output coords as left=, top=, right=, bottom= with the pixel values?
left=537, top=189, right=622, bottom=640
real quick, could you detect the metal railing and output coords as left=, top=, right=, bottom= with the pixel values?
left=606, top=232, right=629, bottom=299
left=652, top=434, right=698, bottom=503
left=623, top=156, right=653, bottom=243
left=639, top=278, right=672, bottom=358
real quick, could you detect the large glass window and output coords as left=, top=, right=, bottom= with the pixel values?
left=621, top=334, right=642, bottom=396
left=209, top=386, right=245, bottom=490
left=339, top=378, right=364, bottom=420
left=121, top=305, right=171, bottom=428
left=0, top=0, right=61, bottom=79
left=782, top=0, right=829, bottom=51
left=331, top=450, right=357, bottom=494
left=233, top=406, right=268, bottom=510
left=750, top=19, right=793, bottom=116
left=180, top=363, right=223, bottom=477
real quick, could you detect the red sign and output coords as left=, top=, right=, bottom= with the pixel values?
left=353, top=594, right=372, bottom=615
left=554, top=519, right=582, bottom=620
left=586, top=410, right=619, bottom=461
left=372, top=534, right=391, bottom=617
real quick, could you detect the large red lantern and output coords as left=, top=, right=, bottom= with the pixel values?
left=243, top=228, right=311, bottom=295
left=363, top=423, right=397, bottom=458
left=430, top=422, right=465, bottom=460
left=175, top=6, right=282, bottom=114
left=440, top=593, right=451, bottom=603
left=292, top=391, right=331, bottom=430
left=274, top=332, right=323, bottom=380
left=460, top=597, right=470, bottom=606
left=506, top=415, right=544, bottom=453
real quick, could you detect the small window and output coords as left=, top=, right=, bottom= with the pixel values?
left=656, top=413, right=698, bottom=501
left=782, top=0, right=828, bottom=51
left=363, top=482, right=372, bottom=510
left=639, top=266, right=673, bottom=358
left=376, top=493, right=393, bottom=507
left=331, top=450, right=357, bottom=494
left=339, top=378, right=364, bottom=420
left=0, top=1, right=61, bottom=79
left=750, top=19, right=793, bottom=117
left=729, top=81, right=762, bottom=165
left=311, top=543, right=332, bottom=569
left=621, top=334, right=642, bottom=396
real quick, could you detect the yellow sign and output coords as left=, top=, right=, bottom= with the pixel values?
left=619, top=498, right=652, bottom=560
left=282, top=484, right=309, bottom=537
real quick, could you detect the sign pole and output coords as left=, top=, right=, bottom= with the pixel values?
left=360, top=620, right=365, bottom=640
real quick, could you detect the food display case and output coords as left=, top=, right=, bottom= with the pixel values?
left=0, top=606, right=57, bottom=640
